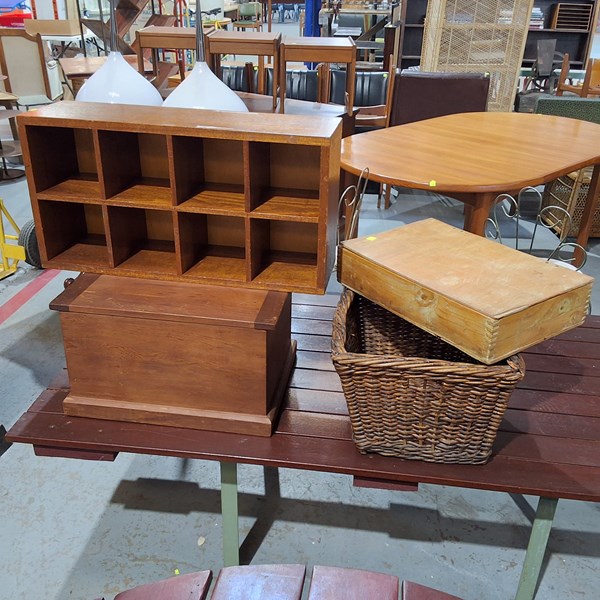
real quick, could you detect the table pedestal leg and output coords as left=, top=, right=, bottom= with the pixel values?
left=463, top=192, right=496, bottom=236
left=220, top=461, right=240, bottom=567
left=515, top=496, right=558, bottom=600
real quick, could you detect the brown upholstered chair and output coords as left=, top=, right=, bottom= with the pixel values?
left=379, top=70, right=490, bottom=207
left=388, top=70, right=490, bottom=127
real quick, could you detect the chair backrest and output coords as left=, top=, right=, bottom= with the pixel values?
left=337, top=13, right=364, bottom=30
left=388, top=71, right=490, bottom=126
left=534, top=96, right=600, bottom=124
left=265, top=68, right=319, bottom=101
left=329, top=70, right=388, bottom=107
left=535, top=39, right=558, bottom=77
left=240, top=2, right=262, bottom=18
left=221, top=64, right=253, bottom=93
left=0, top=28, right=58, bottom=102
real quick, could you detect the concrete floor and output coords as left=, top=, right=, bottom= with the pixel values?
left=2, top=164, right=600, bottom=599
left=2, top=23, right=600, bottom=596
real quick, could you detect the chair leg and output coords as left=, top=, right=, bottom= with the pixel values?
left=377, top=183, right=392, bottom=210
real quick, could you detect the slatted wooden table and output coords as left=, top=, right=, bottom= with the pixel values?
left=6, top=294, right=600, bottom=600
left=107, top=563, right=461, bottom=599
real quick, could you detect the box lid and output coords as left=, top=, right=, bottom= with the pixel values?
left=340, top=219, right=593, bottom=320
left=50, top=274, right=288, bottom=331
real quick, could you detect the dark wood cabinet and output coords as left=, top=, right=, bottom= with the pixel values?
left=524, top=0, right=598, bottom=67
left=399, top=0, right=599, bottom=69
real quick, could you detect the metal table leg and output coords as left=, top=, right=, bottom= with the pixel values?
left=515, top=496, right=558, bottom=600
left=220, top=461, right=240, bottom=566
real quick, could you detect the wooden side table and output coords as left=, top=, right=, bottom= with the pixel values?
left=60, top=55, right=153, bottom=95
left=279, top=37, right=356, bottom=115
left=206, top=30, right=281, bottom=109
left=135, top=25, right=213, bottom=86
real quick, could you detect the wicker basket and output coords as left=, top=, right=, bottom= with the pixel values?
left=541, top=168, right=600, bottom=238
left=331, top=290, right=526, bottom=464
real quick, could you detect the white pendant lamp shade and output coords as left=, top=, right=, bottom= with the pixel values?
left=162, top=61, right=249, bottom=111
left=76, top=51, right=163, bottom=106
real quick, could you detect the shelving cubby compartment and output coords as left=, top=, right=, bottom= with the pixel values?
left=18, top=101, right=342, bottom=294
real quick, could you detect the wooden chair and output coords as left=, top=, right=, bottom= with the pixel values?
left=233, top=2, right=263, bottom=31
left=0, top=28, right=63, bottom=109
left=521, top=39, right=563, bottom=94
left=556, top=53, right=600, bottom=98
left=327, top=56, right=396, bottom=130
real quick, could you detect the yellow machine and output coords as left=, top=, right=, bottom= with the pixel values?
left=0, top=198, right=26, bottom=280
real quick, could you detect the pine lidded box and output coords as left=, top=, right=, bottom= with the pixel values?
left=51, top=273, right=295, bottom=436
left=338, top=219, right=593, bottom=364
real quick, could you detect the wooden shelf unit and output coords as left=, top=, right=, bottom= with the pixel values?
left=525, top=0, right=599, bottom=67
left=18, top=101, right=342, bottom=294
left=398, top=0, right=599, bottom=70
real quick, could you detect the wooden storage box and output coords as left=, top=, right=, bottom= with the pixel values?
left=338, top=219, right=594, bottom=364
left=51, top=274, right=295, bottom=436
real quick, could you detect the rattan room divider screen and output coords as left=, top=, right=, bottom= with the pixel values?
left=421, top=0, right=535, bottom=111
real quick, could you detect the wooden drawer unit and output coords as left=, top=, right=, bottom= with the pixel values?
left=18, top=101, right=342, bottom=293
left=51, top=274, right=295, bottom=436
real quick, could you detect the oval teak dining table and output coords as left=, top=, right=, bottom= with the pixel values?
left=340, top=112, right=600, bottom=257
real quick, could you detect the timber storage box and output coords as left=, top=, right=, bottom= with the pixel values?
left=338, top=219, right=594, bottom=364
left=332, top=289, right=525, bottom=464
left=51, top=273, right=295, bottom=436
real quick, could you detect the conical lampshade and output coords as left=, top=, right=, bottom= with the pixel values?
left=76, top=0, right=162, bottom=106
left=163, top=61, right=249, bottom=111
left=76, top=51, right=163, bottom=106
left=162, top=0, right=248, bottom=112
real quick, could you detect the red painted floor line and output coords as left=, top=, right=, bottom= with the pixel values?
left=0, top=269, right=61, bottom=325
